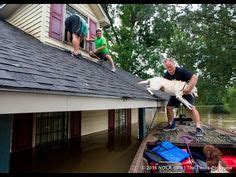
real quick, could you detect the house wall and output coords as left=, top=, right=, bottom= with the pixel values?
left=7, top=4, right=43, bottom=40
left=81, top=110, right=107, bottom=135
left=81, top=108, right=139, bottom=136
left=6, top=4, right=101, bottom=59
left=42, top=4, right=100, bottom=58
left=131, top=108, right=138, bottom=124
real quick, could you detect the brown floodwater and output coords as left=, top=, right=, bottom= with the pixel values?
left=10, top=124, right=141, bottom=173
left=10, top=106, right=236, bottom=173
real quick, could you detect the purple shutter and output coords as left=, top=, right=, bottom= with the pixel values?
left=108, top=110, right=115, bottom=130
left=107, top=110, right=115, bottom=150
left=49, top=4, right=64, bottom=40
left=126, top=109, right=131, bottom=143
left=70, top=111, right=81, bottom=139
left=12, top=114, right=33, bottom=152
left=88, top=19, right=97, bottom=51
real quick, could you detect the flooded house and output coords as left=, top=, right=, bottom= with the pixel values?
left=0, top=4, right=168, bottom=172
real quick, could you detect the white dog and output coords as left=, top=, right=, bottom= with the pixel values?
left=139, top=77, right=198, bottom=110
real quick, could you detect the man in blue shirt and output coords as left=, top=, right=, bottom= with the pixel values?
left=162, top=58, right=203, bottom=137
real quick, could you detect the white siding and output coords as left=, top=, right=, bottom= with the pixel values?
left=81, top=108, right=139, bottom=136
left=6, top=4, right=103, bottom=58
left=42, top=4, right=100, bottom=57
left=131, top=108, right=138, bottom=124
left=7, top=4, right=43, bottom=40
left=81, top=110, right=108, bottom=136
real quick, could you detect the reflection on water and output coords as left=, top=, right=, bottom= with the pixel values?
left=156, top=105, right=236, bottom=132
left=11, top=124, right=141, bottom=173
left=197, top=106, right=236, bottom=132
left=10, top=106, right=235, bottom=173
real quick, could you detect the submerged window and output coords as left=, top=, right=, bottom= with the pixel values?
left=114, top=109, right=131, bottom=147
left=35, top=112, right=68, bottom=146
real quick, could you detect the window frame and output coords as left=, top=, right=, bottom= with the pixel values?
left=35, top=112, right=68, bottom=146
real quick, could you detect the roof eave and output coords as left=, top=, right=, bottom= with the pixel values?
left=0, top=4, right=22, bottom=19
left=88, top=4, right=110, bottom=27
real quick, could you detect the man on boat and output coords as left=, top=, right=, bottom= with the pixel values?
left=162, top=58, right=203, bottom=137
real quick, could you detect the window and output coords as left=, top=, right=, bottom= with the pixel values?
left=115, top=109, right=127, bottom=134
left=66, top=5, right=87, bottom=21
left=49, top=4, right=98, bottom=52
left=36, top=112, right=68, bottom=146
left=114, top=109, right=131, bottom=146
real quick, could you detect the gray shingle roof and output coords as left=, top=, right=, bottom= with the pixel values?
left=0, top=19, right=168, bottom=101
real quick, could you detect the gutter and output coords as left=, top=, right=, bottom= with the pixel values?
left=0, top=87, right=160, bottom=101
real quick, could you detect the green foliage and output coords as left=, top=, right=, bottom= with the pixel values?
left=168, top=4, right=236, bottom=105
left=223, top=87, right=236, bottom=112
left=104, top=4, right=236, bottom=105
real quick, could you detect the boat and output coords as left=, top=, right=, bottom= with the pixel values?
left=129, top=114, right=236, bottom=173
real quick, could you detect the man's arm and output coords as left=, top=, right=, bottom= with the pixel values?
left=86, top=38, right=95, bottom=42
left=183, top=74, right=198, bottom=95
left=93, top=45, right=106, bottom=53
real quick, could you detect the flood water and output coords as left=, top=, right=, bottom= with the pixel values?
left=197, top=106, right=236, bottom=132
left=11, top=124, right=141, bottom=173
left=152, top=106, right=236, bottom=133
left=11, top=106, right=236, bottom=173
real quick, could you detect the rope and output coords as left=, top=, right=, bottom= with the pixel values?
left=180, top=135, right=200, bottom=172
left=146, top=101, right=159, bottom=134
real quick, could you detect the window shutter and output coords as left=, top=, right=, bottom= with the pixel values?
left=87, top=18, right=97, bottom=51
left=49, top=4, right=64, bottom=40
left=70, top=111, right=81, bottom=139
left=108, top=110, right=115, bottom=130
left=108, top=110, right=115, bottom=150
left=126, top=109, right=131, bottom=142
left=12, top=114, right=33, bottom=152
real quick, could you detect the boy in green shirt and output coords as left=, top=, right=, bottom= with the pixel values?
left=87, top=28, right=116, bottom=72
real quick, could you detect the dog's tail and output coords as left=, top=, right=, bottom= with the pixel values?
left=138, top=79, right=150, bottom=85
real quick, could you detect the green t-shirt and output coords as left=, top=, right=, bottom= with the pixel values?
left=95, top=37, right=109, bottom=54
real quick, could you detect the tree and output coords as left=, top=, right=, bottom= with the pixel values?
left=223, top=87, right=236, bottom=112
left=103, top=4, right=235, bottom=105
left=167, top=4, right=236, bottom=104
left=104, top=4, right=179, bottom=79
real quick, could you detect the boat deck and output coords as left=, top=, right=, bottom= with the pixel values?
left=129, top=121, right=236, bottom=173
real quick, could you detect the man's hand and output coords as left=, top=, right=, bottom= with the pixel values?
left=86, top=36, right=95, bottom=42
left=92, top=49, right=97, bottom=53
